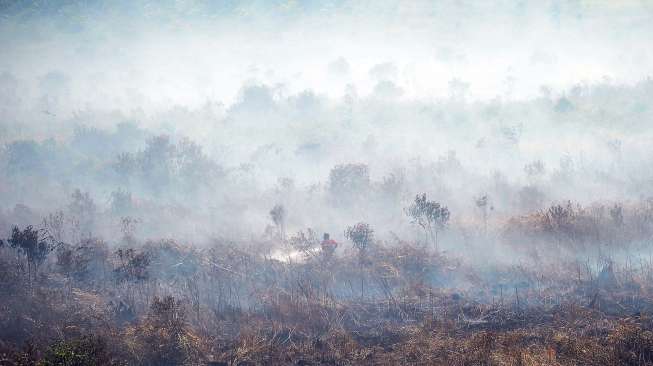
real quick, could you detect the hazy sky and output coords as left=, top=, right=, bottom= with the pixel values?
left=1, top=0, right=652, bottom=115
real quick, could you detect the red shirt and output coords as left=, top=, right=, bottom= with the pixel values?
left=321, top=239, right=338, bottom=250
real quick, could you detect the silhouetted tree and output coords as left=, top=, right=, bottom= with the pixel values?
left=138, top=135, right=175, bottom=194
left=345, top=222, right=374, bottom=298
left=345, top=222, right=374, bottom=255
left=119, top=216, right=140, bottom=245
left=544, top=202, right=575, bottom=233
left=405, top=194, right=450, bottom=251
left=7, top=225, right=57, bottom=288
left=610, top=204, right=624, bottom=227
left=174, top=137, right=219, bottom=193
left=269, top=204, right=286, bottom=241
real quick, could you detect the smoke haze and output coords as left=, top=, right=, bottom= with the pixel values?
left=1, top=0, right=653, bottom=253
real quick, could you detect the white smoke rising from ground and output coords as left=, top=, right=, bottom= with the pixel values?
left=0, top=0, right=652, bottom=255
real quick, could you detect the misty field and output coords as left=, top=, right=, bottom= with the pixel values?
left=3, top=1, right=653, bottom=365
left=4, top=193, right=653, bottom=365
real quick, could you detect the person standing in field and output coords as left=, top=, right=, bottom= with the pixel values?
left=321, top=233, right=338, bottom=258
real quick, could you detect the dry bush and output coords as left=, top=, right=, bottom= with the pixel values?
left=501, top=200, right=653, bottom=258
left=4, top=217, right=653, bottom=365
left=609, top=323, right=653, bottom=365
left=124, top=296, right=204, bottom=366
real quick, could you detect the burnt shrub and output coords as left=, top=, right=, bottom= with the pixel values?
left=41, top=335, right=112, bottom=366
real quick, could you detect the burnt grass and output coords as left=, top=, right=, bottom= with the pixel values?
left=3, top=214, right=653, bottom=365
